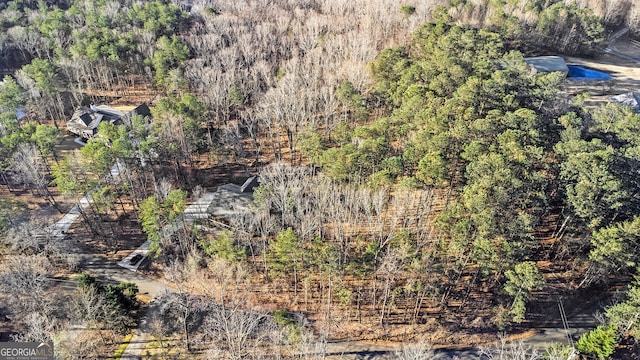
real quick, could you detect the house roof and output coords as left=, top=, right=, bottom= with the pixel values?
left=68, top=107, right=103, bottom=128
left=79, top=113, right=93, bottom=126
left=524, top=56, right=569, bottom=74
left=67, top=105, right=121, bottom=137
left=131, top=103, right=151, bottom=118
left=240, top=176, right=259, bottom=193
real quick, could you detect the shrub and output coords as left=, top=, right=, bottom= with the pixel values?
left=399, top=5, right=416, bottom=17
left=575, top=324, right=618, bottom=359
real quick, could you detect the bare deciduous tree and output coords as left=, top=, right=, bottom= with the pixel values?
left=0, top=255, right=51, bottom=314
left=203, top=304, right=268, bottom=360
left=258, top=162, right=311, bottom=228
left=11, top=312, right=56, bottom=343
left=479, top=338, right=543, bottom=360
left=73, top=284, right=109, bottom=330
left=291, top=329, right=329, bottom=360
left=395, top=338, right=435, bottom=360
left=10, top=143, right=60, bottom=211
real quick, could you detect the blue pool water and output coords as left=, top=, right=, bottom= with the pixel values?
left=567, top=65, right=612, bottom=80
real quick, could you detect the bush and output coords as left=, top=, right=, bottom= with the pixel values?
left=575, top=324, right=618, bottom=359
left=273, top=309, right=295, bottom=327
left=399, top=5, right=416, bottom=17
left=77, top=272, right=97, bottom=288
left=198, top=230, right=246, bottom=262
left=273, top=309, right=302, bottom=344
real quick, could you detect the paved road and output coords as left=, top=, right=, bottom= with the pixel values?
left=323, top=341, right=481, bottom=359
left=74, top=252, right=175, bottom=359
left=118, top=301, right=166, bottom=360
left=79, top=190, right=231, bottom=359
left=522, top=298, right=605, bottom=350
left=78, top=253, right=174, bottom=298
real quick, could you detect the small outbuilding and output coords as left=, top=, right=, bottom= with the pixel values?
left=121, top=103, right=152, bottom=126
left=524, top=56, right=569, bottom=76
left=219, top=176, right=260, bottom=194
left=610, top=92, right=640, bottom=113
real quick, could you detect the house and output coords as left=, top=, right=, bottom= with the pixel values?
left=66, top=104, right=124, bottom=139
left=524, top=56, right=569, bottom=76
left=66, top=103, right=151, bottom=139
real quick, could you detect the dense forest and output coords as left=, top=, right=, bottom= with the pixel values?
left=0, top=0, right=640, bottom=358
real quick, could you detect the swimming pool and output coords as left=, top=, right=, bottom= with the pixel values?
left=567, top=65, right=612, bottom=80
